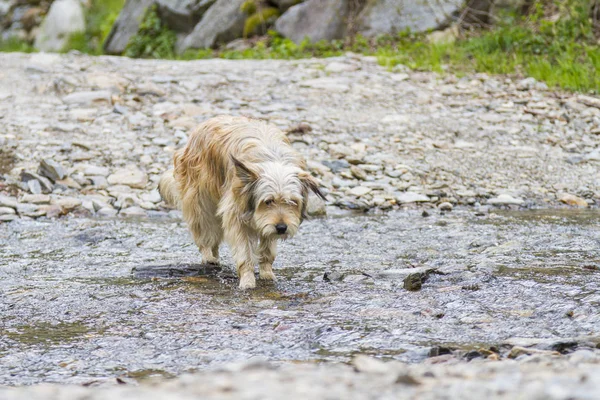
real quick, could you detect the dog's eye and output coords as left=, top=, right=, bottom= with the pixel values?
left=289, top=200, right=298, bottom=206
left=265, top=199, right=274, bottom=206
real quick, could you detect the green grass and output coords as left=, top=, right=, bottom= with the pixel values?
left=66, top=0, right=126, bottom=54
left=0, top=37, right=34, bottom=53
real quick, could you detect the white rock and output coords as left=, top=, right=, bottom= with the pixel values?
left=107, top=167, right=148, bottom=189
left=34, top=0, right=85, bottom=52
left=63, top=91, right=112, bottom=106
left=487, top=194, right=524, bottom=205
left=396, top=192, right=430, bottom=204
left=348, top=186, right=372, bottom=197
left=141, top=190, right=162, bottom=204
left=0, top=207, right=16, bottom=216
left=0, top=195, right=18, bottom=209
left=120, top=206, right=147, bottom=217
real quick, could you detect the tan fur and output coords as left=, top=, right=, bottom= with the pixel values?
left=158, top=115, right=324, bottom=289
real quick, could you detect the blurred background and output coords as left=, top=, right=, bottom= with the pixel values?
left=0, top=0, right=598, bottom=92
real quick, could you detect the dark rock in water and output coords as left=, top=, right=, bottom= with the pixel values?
left=323, top=271, right=343, bottom=282
left=421, top=210, right=431, bottom=218
left=38, top=158, right=66, bottom=182
left=403, top=268, right=443, bottom=291
left=132, top=263, right=223, bottom=279
left=464, top=350, right=483, bottom=361
left=428, top=346, right=454, bottom=357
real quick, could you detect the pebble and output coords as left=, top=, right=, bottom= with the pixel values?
left=107, top=167, right=148, bottom=189
left=38, top=159, right=66, bottom=182
left=438, top=202, right=453, bottom=211
left=348, top=186, right=372, bottom=197
left=21, top=194, right=51, bottom=204
left=0, top=207, right=16, bottom=215
left=62, top=90, right=112, bottom=106
left=119, top=206, right=147, bottom=217
left=558, top=193, right=588, bottom=207
left=396, top=192, right=430, bottom=204
left=0, top=195, right=18, bottom=209
left=487, top=194, right=524, bottom=206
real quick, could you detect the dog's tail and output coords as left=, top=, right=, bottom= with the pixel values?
left=158, top=170, right=180, bottom=208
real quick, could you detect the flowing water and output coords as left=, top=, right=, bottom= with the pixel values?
left=1, top=209, right=599, bottom=385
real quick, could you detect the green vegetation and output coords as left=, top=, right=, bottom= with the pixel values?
left=124, top=5, right=177, bottom=59
left=243, top=7, right=280, bottom=38
left=67, top=0, right=125, bottom=54
left=0, top=37, right=34, bottom=53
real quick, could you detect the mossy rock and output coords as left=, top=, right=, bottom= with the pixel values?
left=240, top=0, right=257, bottom=15
left=243, top=7, right=280, bottom=38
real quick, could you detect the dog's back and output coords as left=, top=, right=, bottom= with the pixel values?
left=159, top=115, right=303, bottom=207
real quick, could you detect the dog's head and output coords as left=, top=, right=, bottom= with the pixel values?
left=232, top=157, right=325, bottom=239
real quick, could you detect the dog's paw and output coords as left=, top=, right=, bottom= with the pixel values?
left=258, top=270, right=277, bottom=281
left=239, top=273, right=256, bottom=290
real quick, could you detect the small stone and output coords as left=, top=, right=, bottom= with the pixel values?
left=97, top=207, right=118, bottom=217
left=558, top=193, right=588, bottom=207
left=396, top=192, right=430, bottom=204
left=0, top=195, right=18, bottom=209
left=54, top=197, right=82, bottom=210
left=0, top=207, right=16, bottom=215
left=348, top=186, right=372, bottom=197
left=120, top=206, right=147, bottom=217
left=17, top=203, right=45, bottom=217
left=306, top=195, right=326, bottom=216
left=107, top=167, right=148, bottom=189
left=21, top=194, right=51, bottom=204
left=350, top=165, right=367, bottom=180
left=487, top=194, right=524, bottom=206
left=0, top=214, right=19, bottom=222
left=21, top=171, right=53, bottom=193
left=83, top=165, right=110, bottom=177
left=38, top=159, right=66, bottom=182
left=517, top=77, right=537, bottom=91
left=300, top=78, right=350, bottom=92
left=438, top=202, right=453, bottom=211
left=28, top=179, right=42, bottom=194
left=62, top=90, right=112, bottom=106
left=141, top=190, right=163, bottom=204
left=352, top=355, right=389, bottom=374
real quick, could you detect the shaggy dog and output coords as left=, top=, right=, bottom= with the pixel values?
left=158, top=115, right=325, bottom=289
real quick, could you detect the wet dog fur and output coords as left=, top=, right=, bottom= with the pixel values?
left=158, top=116, right=324, bottom=289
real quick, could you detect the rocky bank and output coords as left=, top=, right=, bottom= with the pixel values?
left=1, top=52, right=600, bottom=223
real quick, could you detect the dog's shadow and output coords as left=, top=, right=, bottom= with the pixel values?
left=132, top=263, right=235, bottom=281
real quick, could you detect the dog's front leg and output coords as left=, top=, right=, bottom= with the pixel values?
left=258, top=238, right=277, bottom=281
left=225, top=223, right=258, bottom=290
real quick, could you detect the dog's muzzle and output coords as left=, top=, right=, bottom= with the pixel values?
left=275, top=223, right=288, bottom=235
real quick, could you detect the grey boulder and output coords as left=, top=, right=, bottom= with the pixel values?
left=156, top=0, right=216, bottom=33
left=104, top=0, right=154, bottom=55
left=275, top=0, right=349, bottom=44
left=357, top=0, right=464, bottom=37
left=178, top=0, right=246, bottom=51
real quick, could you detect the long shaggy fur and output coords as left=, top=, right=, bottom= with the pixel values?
left=159, top=115, right=324, bottom=289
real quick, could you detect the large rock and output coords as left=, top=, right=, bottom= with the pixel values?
left=156, top=0, right=216, bottom=33
left=272, top=0, right=304, bottom=12
left=104, top=0, right=154, bottom=55
left=357, top=0, right=464, bottom=37
left=275, top=0, right=350, bottom=44
left=178, top=0, right=246, bottom=51
left=34, top=0, right=85, bottom=52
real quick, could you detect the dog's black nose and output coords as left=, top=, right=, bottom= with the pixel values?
left=275, top=223, right=287, bottom=234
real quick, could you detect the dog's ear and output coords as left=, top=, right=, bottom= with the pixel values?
left=299, top=171, right=326, bottom=200
left=231, top=156, right=258, bottom=186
